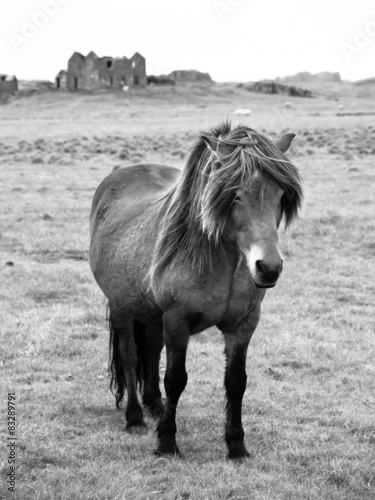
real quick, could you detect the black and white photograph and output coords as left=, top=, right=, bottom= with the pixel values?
left=1, top=1, right=374, bottom=498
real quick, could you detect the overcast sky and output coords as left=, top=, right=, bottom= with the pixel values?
left=1, top=0, right=375, bottom=82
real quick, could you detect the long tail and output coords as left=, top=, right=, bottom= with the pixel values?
left=108, top=308, right=146, bottom=408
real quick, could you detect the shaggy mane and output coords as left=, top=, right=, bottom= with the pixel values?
left=151, top=121, right=303, bottom=281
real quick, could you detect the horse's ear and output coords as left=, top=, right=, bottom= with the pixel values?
left=275, top=133, right=295, bottom=153
left=202, top=134, right=218, bottom=152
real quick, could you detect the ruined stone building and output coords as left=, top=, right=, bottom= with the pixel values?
left=56, top=51, right=146, bottom=91
left=0, top=74, right=18, bottom=95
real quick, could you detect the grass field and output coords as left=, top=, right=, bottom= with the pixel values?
left=1, top=83, right=375, bottom=499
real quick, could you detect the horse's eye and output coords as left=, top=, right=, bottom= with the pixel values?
left=233, top=194, right=241, bottom=202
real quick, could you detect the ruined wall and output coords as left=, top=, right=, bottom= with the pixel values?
left=113, top=57, right=134, bottom=87
left=55, top=71, right=68, bottom=90
left=63, top=51, right=147, bottom=91
left=98, top=54, right=147, bottom=88
left=0, top=75, right=18, bottom=94
left=83, top=52, right=101, bottom=91
left=67, top=53, right=85, bottom=91
left=68, top=51, right=102, bottom=91
left=98, top=57, right=117, bottom=88
left=130, top=53, right=147, bottom=86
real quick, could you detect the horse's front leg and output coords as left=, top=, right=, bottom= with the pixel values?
left=155, top=311, right=189, bottom=456
left=221, top=306, right=261, bottom=460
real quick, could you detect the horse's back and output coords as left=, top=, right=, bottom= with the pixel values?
left=91, top=163, right=179, bottom=215
left=90, top=163, right=179, bottom=235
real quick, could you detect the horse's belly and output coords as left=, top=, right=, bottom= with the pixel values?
left=95, top=263, right=162, bottom=323
left=90, top=217, right=163, bottom=323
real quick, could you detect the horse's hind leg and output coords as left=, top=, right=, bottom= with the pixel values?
left=109, top=308, right=147, bottom=434
left=141, top=322, right=164, bottom=418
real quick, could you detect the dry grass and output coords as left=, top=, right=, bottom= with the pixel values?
left=0, top=85, right=374, bottom=499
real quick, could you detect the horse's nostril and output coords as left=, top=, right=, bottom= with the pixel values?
left=256, top=260, right=267, bottom=275
left=255, top=260, right=283, bottom=280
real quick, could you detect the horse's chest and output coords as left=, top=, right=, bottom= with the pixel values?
left=192, top=268, right=263, bottom=332
left=224, top=269, right=263, bottom=320
left=155, top=261, right=264, bottom=333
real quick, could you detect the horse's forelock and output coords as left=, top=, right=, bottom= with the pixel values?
left=195, top=124, right=303, bottom=235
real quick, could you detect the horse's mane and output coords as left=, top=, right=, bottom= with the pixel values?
left=150, top=121, right=303, bottom=281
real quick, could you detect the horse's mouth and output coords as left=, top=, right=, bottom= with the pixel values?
left=254, top=282, right=276, bottom=289
left=250, top=273, right=278, bottom=289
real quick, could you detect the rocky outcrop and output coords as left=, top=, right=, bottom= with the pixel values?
left=276, top=71, right=341, bottom=83
left=147, top=75, right=176, bottom=85
left=354, top=77, right=375, bottom=85
left=168, top=70, right=212, bottom=83
left=241, top=80, right=313, bottom=98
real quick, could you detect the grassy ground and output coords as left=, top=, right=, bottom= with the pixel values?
left=1, top=84, right=375, bottom=499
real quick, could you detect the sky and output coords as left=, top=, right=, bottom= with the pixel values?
left=1, top=0, right=375, bottom=82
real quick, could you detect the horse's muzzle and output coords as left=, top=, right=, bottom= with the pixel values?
left=253, top=259, right=283, bottom=288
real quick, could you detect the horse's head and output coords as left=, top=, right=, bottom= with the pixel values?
left=198, top=123, right=303, bottom=288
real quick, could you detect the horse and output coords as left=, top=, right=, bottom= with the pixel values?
left=89, top=122, right=303, bottom=460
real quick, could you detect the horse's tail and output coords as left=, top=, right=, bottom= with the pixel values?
left=108, top=307, right=146, bottom=408
left=134, top=320, right=147, bottom=395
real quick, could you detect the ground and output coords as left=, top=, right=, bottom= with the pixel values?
left=0, top=82, right=374, bottom=500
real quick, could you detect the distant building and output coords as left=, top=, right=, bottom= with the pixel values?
left=0, top=74, right=18, bottom=95
left=56, top=51, right=147, bottom=91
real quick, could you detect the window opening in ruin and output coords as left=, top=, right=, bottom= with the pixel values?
left=107, top=60, right=113, bottom=68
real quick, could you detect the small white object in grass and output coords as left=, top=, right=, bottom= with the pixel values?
left=123, top=85, right=130, bottom=92
left=284, top=101, right=293, bottom=109
left=338, top=104, right=344, bottom=110
left=232, top=108, right=252, bottom=116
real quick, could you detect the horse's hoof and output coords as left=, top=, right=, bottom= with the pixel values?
left=144, top=398, right=165, bottom=419
left=153, top=448, right=183, bottom=458
left=126, top=423, right=147, bottom=435
left=227, top=441, right=250, bottom=460
left=231, top=455, right=251, bottom=465
left=151, top=405, right=165, bottom=419
left=154, top=439, right=182, bottom=457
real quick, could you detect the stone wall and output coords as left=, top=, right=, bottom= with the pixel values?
left=62, top=51, right=146, bottom=91
left=0, top=75, right=18, bottom=94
